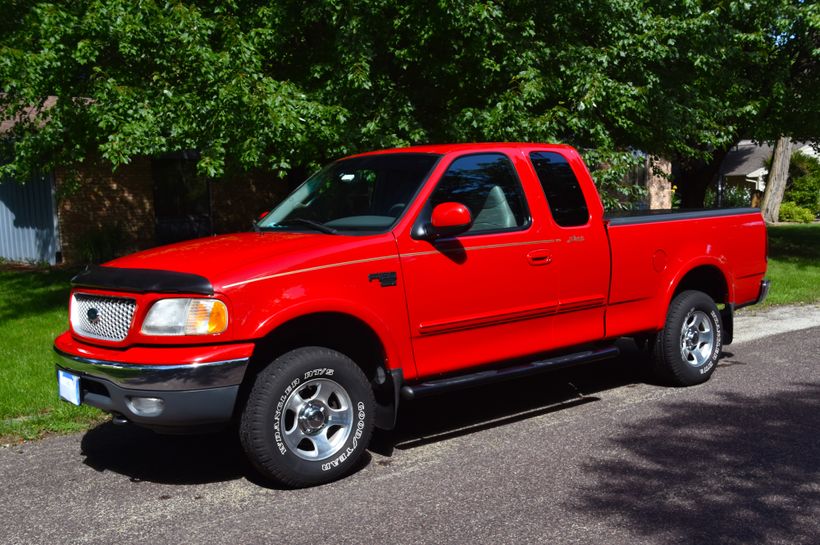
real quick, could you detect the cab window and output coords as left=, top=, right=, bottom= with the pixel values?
left=429, top=153, right=529, bottom=234
left=529, top=152, right=589, bottom=227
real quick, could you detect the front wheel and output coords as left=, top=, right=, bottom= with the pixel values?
left=652, top=290, right=723, bottom=386
left=239, top=347, right=375, bottom=487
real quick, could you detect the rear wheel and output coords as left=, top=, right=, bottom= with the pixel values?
left=652, top=290, right=723, bottom=386
left=239, top=347, right=375, bottom=487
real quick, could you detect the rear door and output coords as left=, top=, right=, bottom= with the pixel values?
left=526, top=149, right=610, bottom=346
left=397, top=151, right=561, bottom=378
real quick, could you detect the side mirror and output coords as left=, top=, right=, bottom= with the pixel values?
left=430, top=202, right=472, bottom=238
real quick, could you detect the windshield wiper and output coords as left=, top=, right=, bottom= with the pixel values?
left=273, top=218, right=339, bottom=234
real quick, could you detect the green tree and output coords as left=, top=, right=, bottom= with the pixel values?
left=785, top=150, right=820, bottom=215
left=1, top=1, right=817, bottom=208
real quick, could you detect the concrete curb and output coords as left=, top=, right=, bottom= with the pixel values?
left=733, top=304, right=820, bottom=344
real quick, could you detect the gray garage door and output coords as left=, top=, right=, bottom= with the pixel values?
left=0, top=174, right=60, bottom=264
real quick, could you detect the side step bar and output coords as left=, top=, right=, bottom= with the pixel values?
left=400, top=346, right=620, bottom=400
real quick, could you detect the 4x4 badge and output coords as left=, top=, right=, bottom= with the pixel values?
left=368, top=272, right=397, bottom=287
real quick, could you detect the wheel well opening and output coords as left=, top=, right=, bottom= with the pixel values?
left=234, top=313, right=390, bottom=420
left=673, top=266, right=728, bottom=304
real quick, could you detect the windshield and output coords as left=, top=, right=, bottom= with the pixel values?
left=258, top=153, right=441, bottom=234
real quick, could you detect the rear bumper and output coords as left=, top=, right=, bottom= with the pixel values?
left=54, top=343, right=250, bottom=432
left=722, top=279, right=770, bottom=346
left=755, top=279, right=771, bottom=305
left=736, top=279, right=771, bottom=310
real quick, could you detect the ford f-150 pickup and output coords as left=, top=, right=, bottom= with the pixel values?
left=54, top=143, right=769, bottom=487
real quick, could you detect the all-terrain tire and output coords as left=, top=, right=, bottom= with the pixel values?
left=652, top=290, right=723, bottom=386
left=239, top=347, right=375, bottom=487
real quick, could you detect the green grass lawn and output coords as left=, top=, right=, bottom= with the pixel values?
left=764, top=224, right=820, bottom=306
left=0, top=265, right=104, bottom=442
left=0, top=223, right=817, bottom=443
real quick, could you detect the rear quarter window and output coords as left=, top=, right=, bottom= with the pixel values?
left=529, top=152, right=589, bottom=227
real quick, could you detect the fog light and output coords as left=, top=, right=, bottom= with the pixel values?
left=126, top=396, right=165, bottom=417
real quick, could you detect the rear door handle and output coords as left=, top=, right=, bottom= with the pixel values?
left=526, top=249, right=552, bottom=266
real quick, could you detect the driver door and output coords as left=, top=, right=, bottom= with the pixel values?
left=397, top=152, right=560, bottom=378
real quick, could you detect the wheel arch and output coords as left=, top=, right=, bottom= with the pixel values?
left=659, top=261, right=732, bottom=330
left=671, top=263, right=731, bottom=303
left=237, top=310, right=402, bottom=430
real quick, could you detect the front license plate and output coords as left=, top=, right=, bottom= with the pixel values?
left=58, top=370, right=81, bottom=406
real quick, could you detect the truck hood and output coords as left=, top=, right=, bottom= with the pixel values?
left=105, top=232, right=396, bottom=292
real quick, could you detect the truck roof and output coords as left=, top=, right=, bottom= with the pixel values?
left=348, top=142, right=576, bottom=158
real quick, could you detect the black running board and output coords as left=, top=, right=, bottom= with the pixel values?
left=400, top=346, right=620, bottom=400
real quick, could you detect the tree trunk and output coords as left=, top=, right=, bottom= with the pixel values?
left=645, top=156, right=672, bottom=209
left=760, top=136, right=793, bottom=223
left=677, top=148, right=730, bottom=208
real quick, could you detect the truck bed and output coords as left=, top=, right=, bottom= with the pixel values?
left=603, top=207, right=767, bottom=338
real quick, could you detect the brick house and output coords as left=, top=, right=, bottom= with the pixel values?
left=1, top=147, right=288, bottom=264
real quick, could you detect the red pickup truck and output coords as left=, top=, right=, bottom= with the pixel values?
left=55, top=143, right=769, bottom=486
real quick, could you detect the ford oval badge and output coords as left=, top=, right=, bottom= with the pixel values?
left=87, top=308, right=100, bottom=324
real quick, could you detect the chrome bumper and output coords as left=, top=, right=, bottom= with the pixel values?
left=54, top=348, right=248, bottom=391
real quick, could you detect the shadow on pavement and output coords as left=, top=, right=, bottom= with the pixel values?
left=374, top=338, right=650, bottom=453
left=569, top=382, right=820, bottom=544
left=79, top=339, right=652, bottom=485
left=80, top=425, right=248, bottom=485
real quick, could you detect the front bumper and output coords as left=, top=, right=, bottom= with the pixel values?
left=54, top=346, right=250, bottom=432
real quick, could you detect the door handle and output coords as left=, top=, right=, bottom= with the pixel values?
left=526, top=249, right=552, bottom=266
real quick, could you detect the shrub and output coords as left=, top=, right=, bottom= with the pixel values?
left=785, top=153, right=820, bottom=215
left=704, top=184, right=751, bottom=208
left=778, top=201, right=815, bottom=223
left=583, top=149, right=647, bottom=211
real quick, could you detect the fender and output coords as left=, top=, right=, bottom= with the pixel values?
left=658, top=256, right=734, bottom=330
left=251, top=297, right=413, bottom=377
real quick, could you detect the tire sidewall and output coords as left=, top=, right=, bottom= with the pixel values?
left=244, top=348, right=374, bottom=486
left=663, top=291, right=722, bottom=385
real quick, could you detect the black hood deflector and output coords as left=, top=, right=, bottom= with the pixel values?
left=71, top=266, right=214, bottom=295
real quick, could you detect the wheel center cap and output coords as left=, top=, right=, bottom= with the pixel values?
left=299, top=402, right=327, bottom=434
left=685, top=329, right=699, bottom=347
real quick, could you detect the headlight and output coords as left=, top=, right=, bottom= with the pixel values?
left=141, top=298, right=228, bottom=336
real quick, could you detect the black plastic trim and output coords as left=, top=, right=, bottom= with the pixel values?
left=72, top=266, right=214, bottom=295
left=605, top=208, right=760, bottom=226
left=721, top=305, right=734, bottom=346
left=58, top=367, right=239, bottom=432
left=401, top=346, right=619, bottom=400
left=375, top=368, right=403, bottom=431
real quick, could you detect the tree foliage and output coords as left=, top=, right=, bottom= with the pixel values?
left=1, top=1, right=817, bottom=206
left=786, top=151, right=820, bottom=215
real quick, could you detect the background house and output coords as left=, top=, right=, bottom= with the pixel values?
left=719, top=140, right=819, bottom=193
left=0, top=146, right=287, bottom=265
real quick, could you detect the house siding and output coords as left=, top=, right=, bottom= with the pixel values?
left=0, top=174, right=59, bottom=264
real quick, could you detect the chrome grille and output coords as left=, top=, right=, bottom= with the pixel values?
left=71, top=293, right=137, bottom=342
